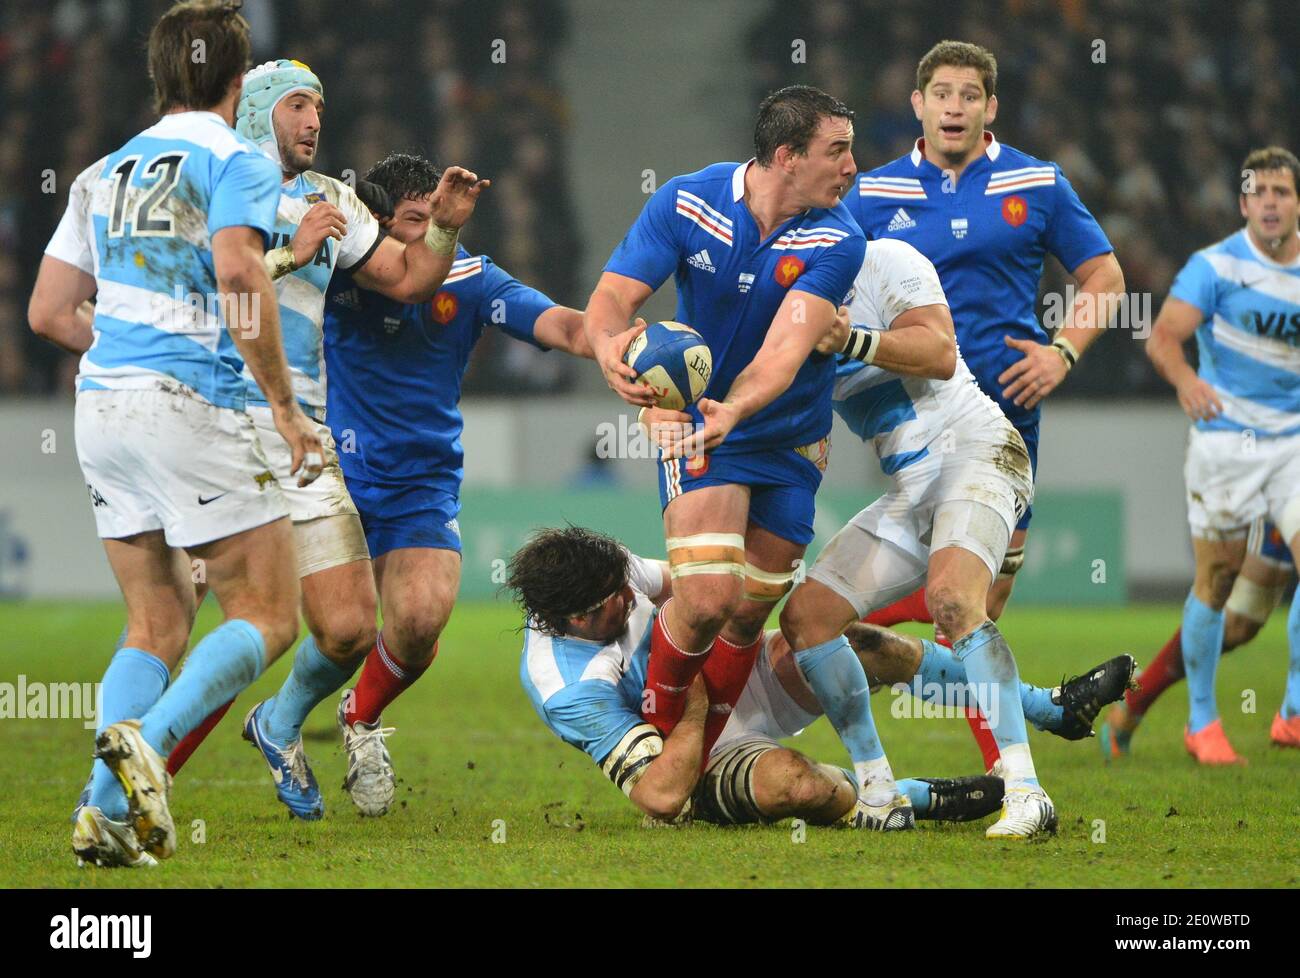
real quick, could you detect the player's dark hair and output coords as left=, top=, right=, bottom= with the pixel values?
left=147, top=0, right=252, bottom=114
left=363, top=152, right=443, bottom=203
left=754, top=85, right=854, bottom=166
left=1240, top=146, right=1300, bottom=196
left=505, top=527, right=630, bottom=637
left=916, top=40, right=998, bottom=98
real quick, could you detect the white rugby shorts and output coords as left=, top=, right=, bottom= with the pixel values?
left=1184, top=427, right=1300, bottom=542
left=809, top=417, right=1033, bottom=616
left=75, top=388, right=287, bottom=548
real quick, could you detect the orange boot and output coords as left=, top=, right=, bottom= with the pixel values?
left=1184, top=718, right=1246, bottom=765
left=1269, top=711, right=1300, bottom=748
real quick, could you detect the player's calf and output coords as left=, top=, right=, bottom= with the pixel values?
left=751, top=748, right=853, bottom=823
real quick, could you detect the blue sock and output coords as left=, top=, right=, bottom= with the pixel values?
left=897, top=777, right=931, bottom=815
left=89, top=648, right=170, bottom=820
left=953, top=622, right=1035, bottom=783
left=1285, top=585, right=1300, bottom=719
left=1020, top=681, right=1064, bottom=732
left=1181, top=592, right=1224, bottom=733
left=917, top=639, right=1061, bottom=732
left=139, top=619, right=265, bottom=756
left=260, top=635, right=355, bottom=746
left=794, top=636, right=884, bottom=764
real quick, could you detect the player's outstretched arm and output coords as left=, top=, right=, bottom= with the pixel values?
left=213, top=225, right=323, bottom=486
left=354, top=166, right=490, bottom=303
left=28, top=256, right=96, bottom=354
left=627, top=676, right=707, bottom=820
left=584, top=272, right=656, bottom=406
left=532, top=306, right=595, bottom=359
left=1146, top=295, right=1222, bottom=421
left=665, top=288, right=835, bottom=458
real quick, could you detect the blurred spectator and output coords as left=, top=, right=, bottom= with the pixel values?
left=2, top=0, right=579, bottom=396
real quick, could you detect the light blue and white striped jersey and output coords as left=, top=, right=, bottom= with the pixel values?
left=246, top=172, right=382, bottom=420
left=833, top=239, right=1002, bottom=474
left=1169, top=228, right=1300, bottom=436
left=519, top=555, right=665, bottom=781
left=45, top=111, right=281, bottom=410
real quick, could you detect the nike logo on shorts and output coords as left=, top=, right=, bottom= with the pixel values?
left=197, top=493, right=228, bottom=506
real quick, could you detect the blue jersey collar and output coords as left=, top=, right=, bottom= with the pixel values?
left=909, top=131, right=1002, bottom=169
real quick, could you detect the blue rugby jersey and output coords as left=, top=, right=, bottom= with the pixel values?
left=324, top=247, right=553, bottom=487
left=44, top=111, right=281, bottom=410
left=244, top=172, right=384, bottom=420
left=848, top=134, right=1112, bottom=427
left=1168, top=228, right=1300, bottom=436
left=605, top=161, right=865, bottom=454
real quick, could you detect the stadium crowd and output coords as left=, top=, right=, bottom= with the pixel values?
left=748, top=0, right=1300, bottom=397
left=4, top=0, right=1298, bottom=399
left=0, top=0, right=580, bottom=396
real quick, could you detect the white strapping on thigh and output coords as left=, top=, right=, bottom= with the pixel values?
left=294, top=513, right=371, bottom=578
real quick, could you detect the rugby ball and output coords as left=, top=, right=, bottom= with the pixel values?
left=622, top=321, right=712, bottom=410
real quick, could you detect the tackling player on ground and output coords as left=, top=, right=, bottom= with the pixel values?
left=318, top=152, right=594, bottom=815
left=509, top=527, right=1008, bottom=829
left=846, top=40, right=1125, bottom=771
left=584, top=86, right=868, bottom=774
left=1137, top=146, right=1300, bottom=763
left=29, top=1, right=318, bottom=867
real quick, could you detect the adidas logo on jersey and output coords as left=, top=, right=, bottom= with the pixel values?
left=887, top=208, right=917, bottom=231
left=687, top=249, right=716, bottom=273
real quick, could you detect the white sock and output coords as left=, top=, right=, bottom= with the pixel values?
left=998, top=742, right=1039, bottom=788
left=855, top=756, right=897, bottom=806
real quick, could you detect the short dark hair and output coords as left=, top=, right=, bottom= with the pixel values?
left=363, top=152, right=442, bottom=202
left=505, top=527, right=629, bottom=637
left=916, top=40, right=998, bottom=98
left=147, top=1, right=252, bottom=114
left=754, top=85, right=854, bottom=166
left=1240, top=146, right=1300, bottom=196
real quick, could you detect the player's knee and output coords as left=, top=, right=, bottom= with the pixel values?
left=778, top=594, right=837, bottom=650
left=1222, top=615, right=1261, bottom=652
left=386, top=605, right=448, bottom=663
left=676, top=585, right=740, bottom=638
left=128, top=616, right=190, bottom=663
left=925, top=581, right=978, bottom=637
left=766, top=752, right=835, bottom=815
left=313, top=608, right=376, bottom=662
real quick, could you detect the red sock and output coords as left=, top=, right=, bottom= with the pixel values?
left=864, top=586, right=932, bottom=627
left=936, top=629, right=1002, bottom=770
left=642, top=607, right=709, bottom=736
left=700, top=634, right=763, bottom=760
left=344, top=633, right=434, bottom=726
left=166, top=697, right=235, bottom=776
left=1125, top=628, right=1185, bottom=716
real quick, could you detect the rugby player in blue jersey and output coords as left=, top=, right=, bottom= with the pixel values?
left=29, top=1, right=318, bottom=866
left=1137, top=146, right=1300, bottom=763
left=848, top=41, right=1125, bottom=770
left=314, top=153, right=595, bottom=815
left=585, top=87, right=873, bottom=782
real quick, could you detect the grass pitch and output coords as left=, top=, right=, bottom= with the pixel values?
left=1, top=600, right=1296, bottom=888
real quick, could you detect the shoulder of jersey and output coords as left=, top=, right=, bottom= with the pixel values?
left=141, top=112, right=264, bottom=162
left=982, top=142, right=1060, bottom=196
left=443, top=249, right=486, bottom=287
left=668, top=162, right=741, bottom=247
left=856, top=152, right=926, bottom=203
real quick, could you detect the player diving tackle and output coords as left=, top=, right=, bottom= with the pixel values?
left=510, top=527, right=1008, bottom=829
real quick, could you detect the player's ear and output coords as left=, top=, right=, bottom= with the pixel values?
left=909, top=89, right=924, bottom=121
left=984, top=93, right=998, bottom=126
left=1239, top=194, right=1250, bottom=220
